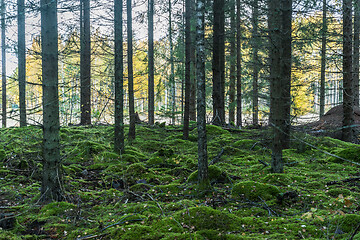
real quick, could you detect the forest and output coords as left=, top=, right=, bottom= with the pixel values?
left=1, top=0, right=360, bottom=239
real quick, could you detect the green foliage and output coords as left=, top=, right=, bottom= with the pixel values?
left=187, top=165, right=230, bottom=184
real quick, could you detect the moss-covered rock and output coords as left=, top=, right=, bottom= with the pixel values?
left=187, top=165, right=230, bottom=184
left=327, top=188, right=352, bottom=198
left=232, top=181, right=281, bottom=201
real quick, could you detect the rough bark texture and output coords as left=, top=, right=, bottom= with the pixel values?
left=148, top=0, right=155, bottom=125
left=268, top=0, right=292, bottom=173
left=127, top=0, right=136, bottom=139
left=342, top=0, right=357, bottom=143
left=236, top=0, right=242, bottom=127
left=183, top=0, right=191, bottom=139
left=281, top=0, right=292, bottom=149
left=41, top=0, right=63, bottom=202
left=169, top=0, right=176, bottom=124
left=189, top=0, right=197, bottom=122
left=354, top=0, right=360, bottom=107
left=228, top=2, right=236, bottom=124
left=18, top=0, right=26, bottom=127
left=320, top=0, right=327, bottom=117
left=212, top=0, right=225, bottom=126
left=251, top=0, right=259, bottom=126
left=80, top=0, right=91, bottom=125
left=196, top=0, right=209, bottom=189
left=114, top=0, right=124, bottom=154
left=1, top=0, right=6, bottom=128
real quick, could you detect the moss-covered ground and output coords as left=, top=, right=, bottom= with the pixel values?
left=0, top=124, right=360, bottom=239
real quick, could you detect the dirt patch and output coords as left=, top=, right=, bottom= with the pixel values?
left=303, top=104, right=360, bottom=139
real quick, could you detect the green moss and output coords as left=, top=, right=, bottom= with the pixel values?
left=233, top=139, right=260, bottom=150
left=261, top=173, right=292, bottom=186
left=232, top=181, right=281, bottom=201
left=334, top=214, right=360, bottom=232
left=110, top=224, right=160, bottom=240
left=124, top=148, right=147, bottom=161
left=155, top=147, right=175, bottom=157
left=39, top=202, right=77, bottom=218
left=187, top=165, right=230, bottom=184
left=124, top=163, right=156, bottom=185
left=63, top=164, right=84, bottom=175
left=329, top=147, right=360, bottom=163
left=327, top=188, right=352, bottom=198
left=0, top=149, right=6, bottom=160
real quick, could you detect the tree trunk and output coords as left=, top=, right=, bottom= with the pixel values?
left=342, top=0, right=357, bottom=143
left=183, top=0, right=191, bottom=139
left=189, top=1, right=197, bottom=122
left=169, top=0, right=176, bottom=124
left=40, top=0, right=62, bottom=202
left=268, top=0, right=292, bottom=173
left=236, top=0, right=242, bottom=127
left=18, top=0, right=26, bottom=127
left=80, top=0, right=91, bottom=125
left=281, top=0, right=292, bottom=149
left=319, top=0, right=327, bottom=117
left=196, top=0, right=210, bottom=189
left=127, top=0, right=136, bottom=139
left=212, top=0, right=225, bottom=126
left=229, top=1, right=236, bottom=124
left=354, top=0, right=360, bottom=107
left=1, top=0, right=6, bottom=128
left=252, top=0, right=259, bottom=126
left=148, top=0, right=155, bottom=125
left=114, top=0, right=124, bottom=154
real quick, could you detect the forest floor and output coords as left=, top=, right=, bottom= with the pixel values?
left=0, top=122, right=360, bottom=239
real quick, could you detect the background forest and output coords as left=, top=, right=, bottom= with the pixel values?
left=1, top=0, right=360, bottom=239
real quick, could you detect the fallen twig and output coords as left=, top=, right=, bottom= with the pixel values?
left=209, top=148, right=224, bottom=165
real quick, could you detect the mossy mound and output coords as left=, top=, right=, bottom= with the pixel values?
left=233, top=139, right=260, bottom=150
left=330, top=147, right=360, bottom=163
left=187, top=165, right=230, bottom=184
left=232, top=181, right=281, bottom=201
left=158, top=206, right=240, bottom=232
left=333, top=214, right=360, bottom=233
left=110, top=224, right=160, bottom=240
left=0, top=149, right=6, bottom=160
left=260, top=173, right=292, bottom=186
left=123, top=163, right=156, bottom=185
left=125, top=147, right=147, bottom=161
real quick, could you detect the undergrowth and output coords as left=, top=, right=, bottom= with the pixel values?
left=0, top=124, right=359, bottom=239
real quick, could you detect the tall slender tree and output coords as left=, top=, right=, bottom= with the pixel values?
left=169, top=0, right=176, bottom=124
left=196, top=0, right=209, bottom=189
left=251, top=0, right=259, bottom=126
left=268, top=0, right=292, bottom=173
left=189, top=0, right=196, bottom=121
left=18, top=0, right=26, bottom=127
left=212, top=0, right=225, bottom=125
left=127, top=0, right=136, bottom=139
left=80, top=0, right=91, bottom=125
left=229, top=0, right=236, bottom=124
left=236, top=0, right=242, bottom=127
left=354, top=0, right=359, bottom=107
left=114, top=0, right=124, bottom=153
left=319, top=0, right=327, bottom=117
left=41, top=0, right=62, bottom=201
left=148, top=0, right=155, bottom=125
left=183, top=0, right=191, bottom=139
left=1, top=0, right=6, bottom=128
left=342, top=0, right=357, bottom=143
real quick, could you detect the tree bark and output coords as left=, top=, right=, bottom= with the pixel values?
left=80, top=0, right=91, bottom=125
left=1, top=0, right=6, bottom=128
left=183, top=0, right=191, bottom=139
left=319, top=0, right=327, bottom=117
left=268, top=0, right=292, bottom=173
left=236, top=0, right=242, bottom=127
left=229, top=1, right=236, bottom=124
left=18, top=0, right=26, bottom=127
left=342, top=0, right=357, bottom=143
left=114, top=0, right=124, bottom=154
left=148, top=0, right=155, bottom=125
left=196, top=0, right=210, bottom=189
left=354, top=0, right=360, bottom=107
left=41, top=0, right=62, bottom=202
left=127, top=0, right=136, bottom=139
left=169, top=0, right=176, bottom=124
left=252, top=0, right=259, bottom=126
left=189, top=0, right=196, bottom=122
left=212, top=0, right=225, bottom=126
